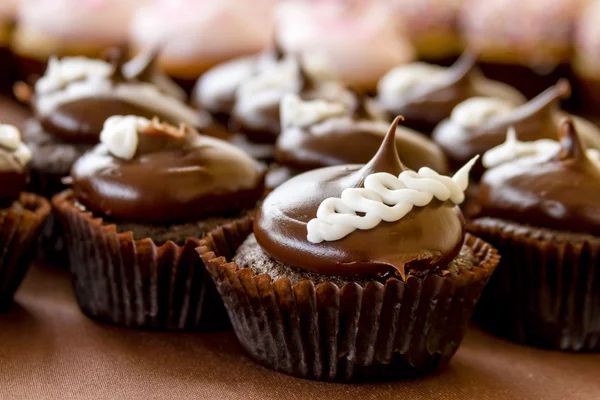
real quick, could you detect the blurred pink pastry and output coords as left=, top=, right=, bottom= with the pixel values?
left=129, top=0, right=277, bottom=86
left=12, top=0, right=145, bottom=59
left=460, top=0, right=586, bottom=99
left=277, top=0, right=415, bottom=92
left=387, top=0, right=463, bottom=62
left=573, top=0, right=600, bottom=115
left=0, top=0, right=18, bottom=46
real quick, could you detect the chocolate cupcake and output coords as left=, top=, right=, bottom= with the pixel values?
left=432, top=80, right=600, bottom=177
left=376, top=53, right=525, bottom=134
left=460, top=0, right=585, bottom=100
left=231, top=55, right=356, bottom=145
left=0, top=123, right=50, bottom=310
left=469, top=118, right=600, bottom=351
left=197, top=117, right=499, bottom=381
left=20, top=48, right=192, bottom=196
left=52, top=116, right=265, bottom=330
left=268, top=93, right=448, bottom=188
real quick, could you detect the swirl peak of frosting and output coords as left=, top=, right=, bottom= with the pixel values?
left=256, top=116, right=468, bottom=280
left=71, top=116, right=265, bottom=223
left=478, top=118, right=600, bottom=235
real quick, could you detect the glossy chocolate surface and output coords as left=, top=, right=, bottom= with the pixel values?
left=377, top=53, right=525, bottom=133
left=275, top=105, right=448, bottom=174
left=71, top=122, right=265, bottom=224
left=254, top=117, right=466, bottom=279
left=478, top=119, right=600, bottom=235
left=433, top=81, right=595, bottom=174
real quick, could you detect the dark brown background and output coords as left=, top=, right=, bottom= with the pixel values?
left=1, top=98, right=599, bottom=400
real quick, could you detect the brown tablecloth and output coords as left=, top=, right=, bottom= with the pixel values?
left=1, top=97, right=599, bottom=400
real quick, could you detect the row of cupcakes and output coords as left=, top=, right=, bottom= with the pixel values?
left=4, top=0, right=600, bottom=111
left=1, top=45, right=600, bottom=382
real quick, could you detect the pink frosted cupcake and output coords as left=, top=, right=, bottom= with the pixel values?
left=130, top=0, right=277, bottom=90
left=276, top=0, right=415, bottom=92
left=11, top=0, right=147, bottom=80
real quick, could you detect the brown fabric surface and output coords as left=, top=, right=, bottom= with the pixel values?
left=0, top=263, right=598, bottom=400
left=1, top=96, right=599, bottom=400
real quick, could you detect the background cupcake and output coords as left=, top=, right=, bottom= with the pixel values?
left=276, top=0, right=415, bottom=92
left=269, top=93, right=448, bottom=188
left=387, top=0, right=464, bottom=64
left=572, top=0, right=600, bottom=117
left=11, top=0, right=147, bottom=81
left=0, top=123, right=50, bottom=310
left=460, top=0, right=586, bottom=100
left=0, top=0, right=18, bottom=89
left=53, top=116, right=265, bottom=329
left=470, top=118, right=600, bottom=351
left=198, top=117, right=498, bottom=381
left=376, top=53, right=525, bottom=134
left=129, top=0, right=277, bottom=92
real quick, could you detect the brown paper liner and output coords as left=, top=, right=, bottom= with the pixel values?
left=52, top=190, right=230, bottom=331
left=196, top=218, right=499, bottom=382
left=0, top=192, right=51, bottom=310
left=469, top=218, right=600, bottom=351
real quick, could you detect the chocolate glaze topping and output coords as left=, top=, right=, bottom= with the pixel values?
left=377, top=53, right=525, bottom=133
left=35, top=49, right=190, bottom=145
left=0, top=168, right=27, bottom=206
left=255, top=117, right=466, bottom=280
left=71, top=119, right=265, bottom=224
left=432, top=80, right=600, bottom=175
left=275, top=100, right=448, bottom=174
left=478, top=118, right=600, bottom=235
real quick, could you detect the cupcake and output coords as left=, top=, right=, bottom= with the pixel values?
left=573, top=0, right=600, bottom=117
left=20, top=49, right=194, bottom=196
left=268, top=93, right=448, bottom=188
left=376, top=53, right=525, bottom=134
left=0, top=0, right=18, bottom=88
left=469, top=118, right=600, bottom=351
left=231, top=55, right=356, bottom=146
left=197, top=116, right=499, bottom=381
left=432, top=80, right=600, bottom=176
left=129, top=0, right=277, bottom=91
left=460, top=0, right=586, bottom=100
left=276, top=0, right=415, bottom=92
left=52, top=115, right=265, bottom=329
left=0, top=123, right=51, bottom=310
left=387, top=0, right=464, bottom=64
left=11, top=0, right=147, bottom=80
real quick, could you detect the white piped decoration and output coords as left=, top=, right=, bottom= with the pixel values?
left=377, top=62, right=445, bottom=100
left=237, top=57, right=300, bottom=99
left=35, top=56, right=113, bottom=95
left=280, top=94, right=346, bottom=129
left=306, top=156, right=479, bottom=243
left=483, top=128, right=600, bottom=169
left=100, top=116, right=151, bottom=160
left=450, top=97, right=515, bottom=129
left=0, top=124, right=32, bottom=169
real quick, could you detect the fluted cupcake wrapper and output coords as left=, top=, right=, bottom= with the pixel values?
left=197, top=218, right=499, bottom=382
left=469, top=218, right=600, bottom=351
left=0, top=192, right=51, bottom=310
left=52, top=190, right=230, bottom=331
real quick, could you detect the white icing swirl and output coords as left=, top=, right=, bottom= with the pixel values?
left=100, top=115, right=151, bottom=160
left=0, top=124, right=32, bottom=170
left=280, top=94, right=346, bottom=129
left=306, top=156, right=478, bottom=243
left=35, top=56, right=200, bottom=127
left=450, top=97, right=515, bottom=129
left=482, top=128, right=600, bottom=169
left=377, top=62, right=445, bottom=104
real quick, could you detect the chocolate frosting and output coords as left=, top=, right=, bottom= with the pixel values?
left=0, top=170, right=27, bottom=206
left=275, top=106, right=448, bottom=174
left=34, top=49, right=191, bottom=145
left=70, top=120, right=265, bottom=224
left=478, top=118, right=600, bottom=235
left=254, top=117, right=466, bottom=279
left=433, top=80, right=600, bottom=175
left=377, top=53, right=526, bottom=133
